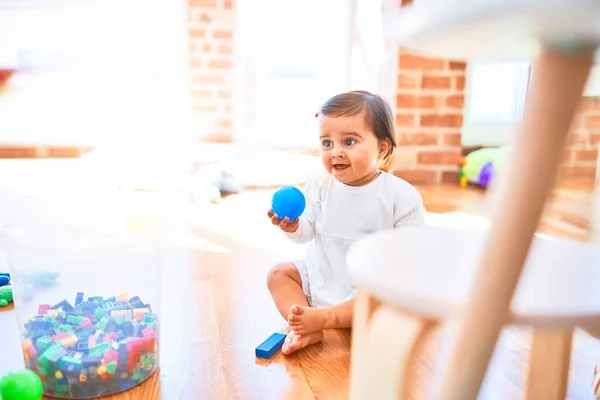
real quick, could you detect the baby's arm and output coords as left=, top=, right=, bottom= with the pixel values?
left=394, top=185, right=427, bottom=228
left=394, top=203, right=426, bottom=227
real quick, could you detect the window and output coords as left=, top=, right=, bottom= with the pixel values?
left=462, top=60, right=531, bottom=146
left=233, top=0, right=352, bottom=148
left=0, top=0, right=190, bottom=146
left=349, top=0, right=386, bottom=91
left=468, top=61, right=530, bottom=123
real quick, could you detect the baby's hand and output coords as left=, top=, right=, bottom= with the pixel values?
left=267, top=209, right=299, bottom=233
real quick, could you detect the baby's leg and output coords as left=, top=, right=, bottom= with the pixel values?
left=266, top=262, right=323, bottom=354
left=266, top=262, right=310, bottom=318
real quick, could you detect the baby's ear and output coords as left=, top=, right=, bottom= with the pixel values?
left=379, top=139, right=391, bottom=157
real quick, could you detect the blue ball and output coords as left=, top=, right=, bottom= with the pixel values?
left=271, top=186, right=306, bottom=221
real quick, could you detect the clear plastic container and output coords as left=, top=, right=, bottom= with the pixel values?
left=6, top=214, right=161, bottom=399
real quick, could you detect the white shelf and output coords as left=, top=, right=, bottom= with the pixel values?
left=384, top=0, right=600, bottom=61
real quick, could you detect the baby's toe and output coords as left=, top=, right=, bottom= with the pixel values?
left=288, top=314, right=301, bottom=324
left=282, top=332, right=295, bottom=354
left=289, top=305, right=305, bottom=316
left=288, top=335, right=303, bottom=352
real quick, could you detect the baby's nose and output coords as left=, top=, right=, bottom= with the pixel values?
left=331, top=150, right=344, bottom=158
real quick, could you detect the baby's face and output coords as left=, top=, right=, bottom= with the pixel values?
left=318, top=110, right=386, bottom=186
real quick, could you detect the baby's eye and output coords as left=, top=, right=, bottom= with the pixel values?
left=322, top=140, right=333, bottom=148
left=344, top=138, right=356, bottom=146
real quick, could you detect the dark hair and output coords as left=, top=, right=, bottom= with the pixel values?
left=317, top=90, right=396, bottom=168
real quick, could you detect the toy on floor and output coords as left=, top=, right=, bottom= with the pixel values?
left=0, top=368, right=43, bottom=400
left=20, top=291, right=158, bottom=398
left=0, top=273, right=12, bottom=307
left=255, top=332, right=286, bottom=359
left=0, top=273, right=9, bottom=287
left=0, top=286, right=13, bottom=307
left=459, top=145, right=510, bottom=188
left=271, top=186, right=306, bottom=221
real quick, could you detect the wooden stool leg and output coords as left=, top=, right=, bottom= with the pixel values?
left=438, top=47, right=595, bottom=400
left=350, top=303, right=432, bottom=400
left=526, top=329, right=573, bottom=400
left=349, top=289, right=381, bottom=392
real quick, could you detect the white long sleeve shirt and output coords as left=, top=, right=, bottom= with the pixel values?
left=286, top=171, right=426, bottom=307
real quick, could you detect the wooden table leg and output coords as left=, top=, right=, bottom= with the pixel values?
left=526, top=329, right=574, bottom=400
left=350, top=303, right=432, bottom=400
left=438, top=46, right=596, bottom=400
left=349, top=289, right=381, bottom=396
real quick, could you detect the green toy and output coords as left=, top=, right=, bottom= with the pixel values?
left=0, top=286, right=12, bottom=307
left=459, top=145, right=510, bottom=188
left=0, top=369, right=43, bottom=400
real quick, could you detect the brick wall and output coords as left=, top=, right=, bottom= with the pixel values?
left=389, top=0, right=598, bottom=184
left=188, top=0, right=236, bottom=142
left=562, top=97, right=600, bottom=179
left=0, top=147, right=92, bottom=158
left=387, top=0, right=466, bottom=185
left=392, top=50, right=467, bottom=185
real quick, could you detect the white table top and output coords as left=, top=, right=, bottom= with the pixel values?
left=385, top=0, right=600, bottom=60
left=346, top=226, right=600, bottom=330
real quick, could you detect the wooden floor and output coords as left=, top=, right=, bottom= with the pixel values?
left=168, top=180, right=600, bottom=400
left=400, top=181, right=600, bottom=400
left=1, top=180, right=600, bottom=399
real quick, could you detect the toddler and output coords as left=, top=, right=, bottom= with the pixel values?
left=267, top=90, right=426, bottom=355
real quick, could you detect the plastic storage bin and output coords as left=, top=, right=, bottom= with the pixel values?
left=6, top=215, right=161, bottom=399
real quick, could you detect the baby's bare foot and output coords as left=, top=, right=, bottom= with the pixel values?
left=287, top=305, right=328, bottom=335
left=282, top=329, right=324, bottom=355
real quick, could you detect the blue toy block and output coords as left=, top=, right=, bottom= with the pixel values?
left=0, top=273, right=10, bottom=286
left=255, top=332, right=286, bottom=359
left=75, top=292, right=85, bottom=306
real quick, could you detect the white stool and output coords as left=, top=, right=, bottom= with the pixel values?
left=347, top=226, right=600, bottom=399
left=348, top=0, right=600, bottom=399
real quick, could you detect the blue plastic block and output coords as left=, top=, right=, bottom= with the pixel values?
left=0, top=273, right=10, bottom=286
left=58, top=299, right=74, bottom=312
left=255, top=332, right=286, bottom=359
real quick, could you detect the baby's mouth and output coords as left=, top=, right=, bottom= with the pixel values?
left=333, top=164, right=350, bottom=170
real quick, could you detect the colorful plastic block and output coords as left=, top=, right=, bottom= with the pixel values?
left=255, top=332, right=286, bottom=359
left=19, top=290, right=159, bottom=397
left=0, top=274, right=10, bottom=286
